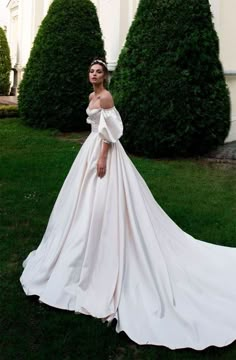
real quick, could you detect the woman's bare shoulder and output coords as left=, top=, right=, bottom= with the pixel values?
left=100, top=90, right=114, bottom=109
left=89, top=92, right=95, bottom=101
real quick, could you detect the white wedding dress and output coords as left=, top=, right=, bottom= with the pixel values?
left=20, top=107, right=236, bottom=350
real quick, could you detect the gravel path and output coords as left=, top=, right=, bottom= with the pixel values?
left=206, top=141, right=236, bottom=163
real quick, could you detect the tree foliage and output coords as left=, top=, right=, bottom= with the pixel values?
left=0, top=27, right=11, bottom=95
left=110, top=0, right=230, bottom=157
left=19, top=0, right=105, bottom=130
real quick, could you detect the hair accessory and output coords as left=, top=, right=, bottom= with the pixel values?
left=91, top=59, right=107, bottom=69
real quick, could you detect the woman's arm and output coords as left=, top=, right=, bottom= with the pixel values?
left=97, top=93, right=114, bottom=178
left=97, top=142, right=110, bottom=178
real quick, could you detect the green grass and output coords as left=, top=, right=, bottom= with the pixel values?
left=0, top=119, right=236, bottom=360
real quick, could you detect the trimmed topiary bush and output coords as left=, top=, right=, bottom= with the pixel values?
left=110, top=0, right=230, bottom=157
left=0, top=27, right=11, bottom=95
left=19, top=0, right=105, bottom=131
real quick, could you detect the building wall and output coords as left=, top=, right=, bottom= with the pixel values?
left=5, top=0, right=236, bottom=142
left=90, top=0, right=139, bottom=70
left=218, top=0, right=236, bottom=142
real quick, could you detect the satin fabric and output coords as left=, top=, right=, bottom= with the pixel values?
left=20, top=107, right=236, bottom=350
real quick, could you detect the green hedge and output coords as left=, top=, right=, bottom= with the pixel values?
left=0, top=27, right=11, bottom=95
left=19, top=0, right=105, bottom=131
left=110, top=0, right=230, bottom=157
left=0, top=105, right=18, bottom=118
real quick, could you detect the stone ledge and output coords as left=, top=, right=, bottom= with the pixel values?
left=0, top=96, right=18, bottom=105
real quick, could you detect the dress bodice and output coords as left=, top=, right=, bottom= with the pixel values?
left=86, top=107, right=102, bottom=121
left=86, top=107, right=102, bottom=133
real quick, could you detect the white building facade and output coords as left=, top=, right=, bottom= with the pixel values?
left=5, top=0, right=236, bottom=142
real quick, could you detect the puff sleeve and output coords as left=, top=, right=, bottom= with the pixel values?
left=98, top=107, right=123, bottom=143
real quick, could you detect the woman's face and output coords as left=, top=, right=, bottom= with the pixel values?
left=89, top=64, right=106, bottom=85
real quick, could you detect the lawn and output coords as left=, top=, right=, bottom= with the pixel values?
left=0, top=119, right=236, bottom=360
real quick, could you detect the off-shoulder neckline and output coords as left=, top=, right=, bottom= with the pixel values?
left=88, top=107, right=101, bottom=111
left=87, top=106, right=115, bottom=111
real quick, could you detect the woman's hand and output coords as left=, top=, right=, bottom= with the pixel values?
left=97, top=156, right=107, bottom=178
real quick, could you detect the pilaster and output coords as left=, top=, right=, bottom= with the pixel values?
left=209, top=0, right=220, bottom=33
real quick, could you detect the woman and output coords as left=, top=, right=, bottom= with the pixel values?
left=20, top=59, right=236, bottom=350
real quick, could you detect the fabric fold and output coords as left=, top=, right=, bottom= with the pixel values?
left=98, top=107, right=123, bottom=143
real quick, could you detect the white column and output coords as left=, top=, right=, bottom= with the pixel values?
left=91, top=0, right=99, bottom=8
left=43, top=0, right=53, bottom=17
left=7, top=0, right=19, bottom=66
left=91, top=0, right=100, bottom=24
left=221, top=0, right=236, bottom=142
left=16, top=0, right=23, bottom=68
left=31, top=0, right=44, bottom=39
left=96, top=0, right=121, bottom=71
left=91, top=0, right=140, bottom=70
left=120, top=0, right=139, bottom=51
left=18, top=0, right=34, bottom=68
left=209, top=0, right=220, bottom=33
left=128, top=0, right=139, bottom=24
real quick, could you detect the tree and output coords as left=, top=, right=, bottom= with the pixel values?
left=19, top=0, right=105, bottom=130
left=110, top=0, right=230, bottom=157
left=0, top=27, right=11, bottom=95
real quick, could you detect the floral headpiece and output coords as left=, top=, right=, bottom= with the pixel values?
left=91, top=59, right=107, bottom=69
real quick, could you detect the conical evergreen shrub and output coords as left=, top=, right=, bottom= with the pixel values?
left=19, top=0, right=105, bottom=130
left=110, top=0, right=230, bottom=157
left=0, top=27, right=11, bottom=95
